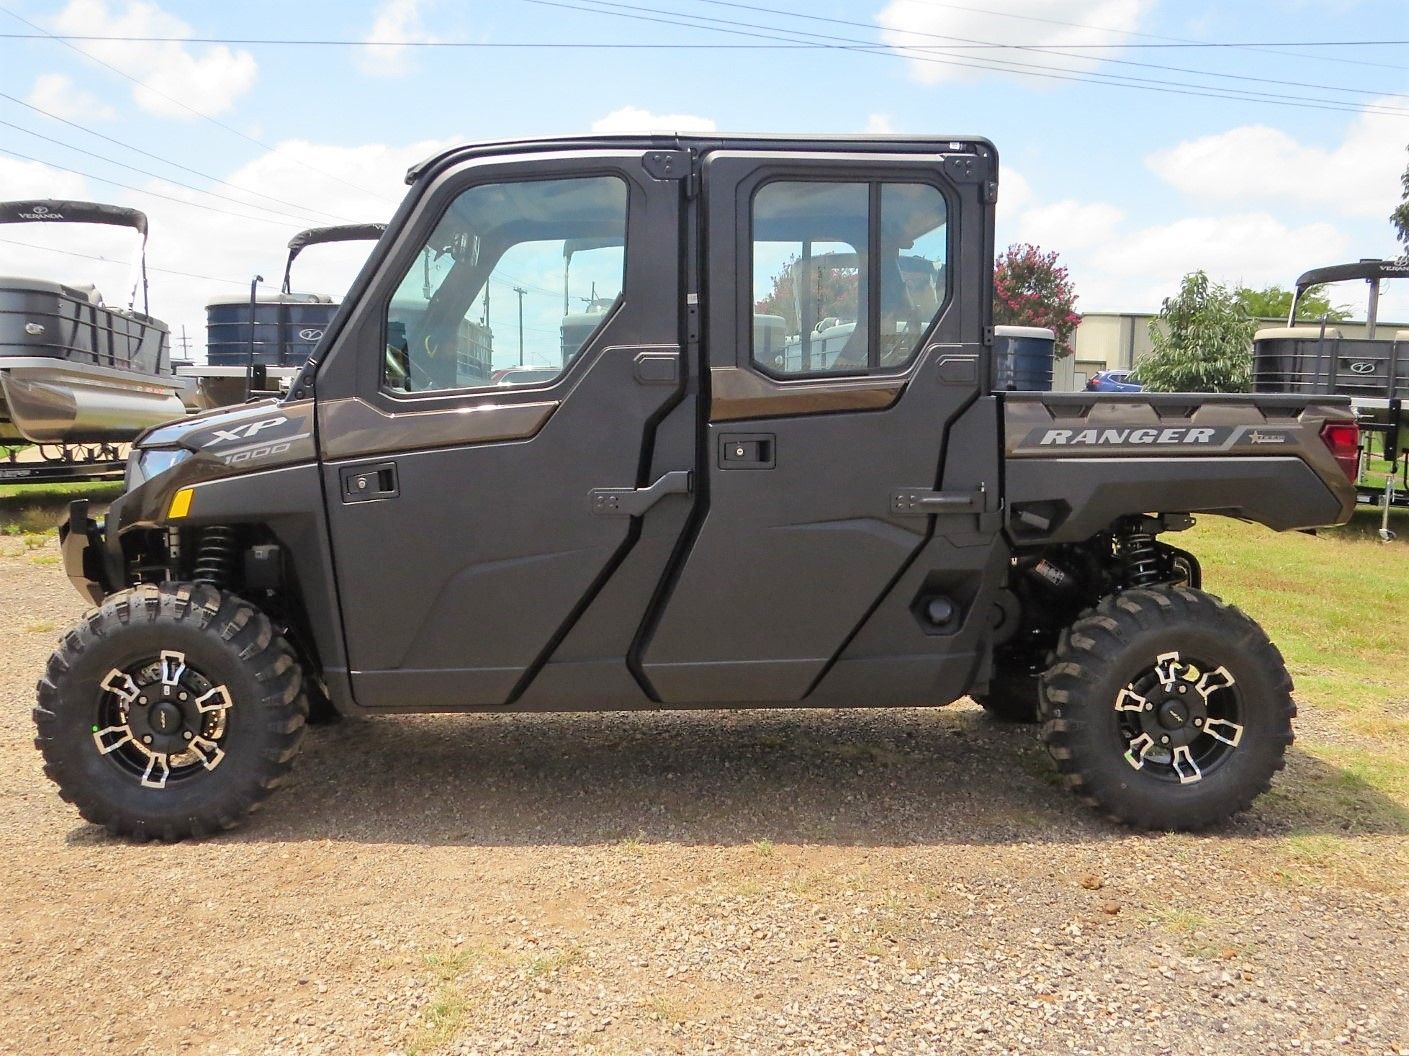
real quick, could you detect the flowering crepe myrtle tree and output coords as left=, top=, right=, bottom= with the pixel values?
left=992, top=243, right=1082, bottom=357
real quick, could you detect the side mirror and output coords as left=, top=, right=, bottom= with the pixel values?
left=449, top=232, right=481, bottom=266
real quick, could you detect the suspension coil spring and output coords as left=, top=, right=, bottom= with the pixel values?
left=192, top=526, right=238, bottom=588
left=1116, top=524, right=1162, bottom=588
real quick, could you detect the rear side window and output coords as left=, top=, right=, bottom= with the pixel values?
left=383, top=175, right=627, bottom=393
left=751, top=179, right=948, bottom=378
left=752, top=181, right=868, bottom=376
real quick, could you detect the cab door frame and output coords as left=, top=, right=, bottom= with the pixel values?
left=637, top=147, right=1004, bottom=706
left=315, top=149, right=696, bottom=710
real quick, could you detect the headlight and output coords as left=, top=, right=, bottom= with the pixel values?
left=125, top=446, right=192, bottom=490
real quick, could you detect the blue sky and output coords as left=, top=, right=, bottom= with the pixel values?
left=2, top=0, right=1407, bottom=355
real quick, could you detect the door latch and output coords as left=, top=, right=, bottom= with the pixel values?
left=718, top=433, right=775, bottom=469
left=590, top=470, right=692, bottom=516
left=339, top=462, right=398, bottom=504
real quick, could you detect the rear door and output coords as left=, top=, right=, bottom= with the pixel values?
left=639, top=148, right=997, bottom=703
left=318, top=150, right=694, bottom=708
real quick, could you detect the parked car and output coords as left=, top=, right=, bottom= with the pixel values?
left=1086, top=368, right=1143, bottom=392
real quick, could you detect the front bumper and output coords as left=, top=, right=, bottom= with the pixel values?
left=59, top=498, right=115, bottom=605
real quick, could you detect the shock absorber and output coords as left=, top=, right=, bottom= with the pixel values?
left=1115, top=519, right=1162, bottom=588
left=192, top=526, right=238, bottom=588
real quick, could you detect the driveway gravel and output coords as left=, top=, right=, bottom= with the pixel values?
left=0, top=538, right=1406, bottom=1055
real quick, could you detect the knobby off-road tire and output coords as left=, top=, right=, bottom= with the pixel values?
left=973, top=665, right=1041, bottom=724
left=34, top=582, right=308, bottom=841
left=1039, top=585, right=1294, bottom=831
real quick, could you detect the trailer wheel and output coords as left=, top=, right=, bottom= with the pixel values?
left=1039, top=586, right=1294, bottom=831
left=33, top=582, right=307, bottom=842
left=972, top=664, right=1040, bottom=723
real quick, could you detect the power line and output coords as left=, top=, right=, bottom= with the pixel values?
left=0, top=3, right=395, bottom=203
left=895, top=0, right=1409, bottom=73
left=0, top=145, right=318, bottom=228
left=0, top=117, right=338, bottom=228
left=522, top=0, right=1409, bottom=118
left=0, top=90, right=353, bottom=225
left=0, top=235, right=260, bottom=287
left=584, top=0, right=1409, bottom=115
left=2, top=31, right=1405, bottom=49
left=685, top=0, right=1409, bottom=103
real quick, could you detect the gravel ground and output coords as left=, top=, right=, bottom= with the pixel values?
left=1, top=538, right=1406, bottom=1056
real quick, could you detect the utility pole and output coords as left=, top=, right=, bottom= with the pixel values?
left=176, top=325, right=192, bottom=361
left=512, top=285, right=528, bottom=365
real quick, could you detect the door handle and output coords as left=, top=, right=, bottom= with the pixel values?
left=589, top=470, right=692, bottom=516
left=339, top=462, right=398, bottom=503
left=891, top=486, right=984, bottom=515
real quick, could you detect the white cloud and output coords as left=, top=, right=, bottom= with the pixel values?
left=591, top=107, right=717, bottom=134
left=356, top=0, right=439, bottom=78
left=876, top=0, right=1151, bottom=84
left=1149, top=99, right=1408, bottom=220
left=1085, top=213, right=1350, bottom=308
left=0, top=139, right=458, bottom=352
left=1017, top=200, right=1125, bottom=252
left=865, top=113, right=895, bottom=133
left=996, top=165, right=1354, bottom=312
left=50, top=0, right=257, bottom=118
left=998, top=166, right=1033, bottom=216
left=26, top=73, right=116, bottom=121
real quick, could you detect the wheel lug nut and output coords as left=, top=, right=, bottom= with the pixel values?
left=179, top=692, right=188, bottom=701
left=1178, top=686, right=1187, bottom=695
left=142, top=735, right=153, bottom=745
left=138, top=696, right=148, bottom=706
left=1145, top=702, right=1153, bottom=712
left=1160, top=735, right=1171, bottom=745
left=1193, top=717, right=1204, bottom=727
left=182, top=731, right=193, bottom=740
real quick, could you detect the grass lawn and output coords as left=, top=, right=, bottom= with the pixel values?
left=1184, top=508, right=1409, bottom=888
left=0, top=481, right=124, bottom=535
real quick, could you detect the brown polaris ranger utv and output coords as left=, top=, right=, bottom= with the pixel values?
left=39, top=134, right=1358, bottom=840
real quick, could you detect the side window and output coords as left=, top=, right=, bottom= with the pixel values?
left=880, top=183, right=947, bottom=366
left=752, top=182, right=868, bottom=376
left=384, top=175, right=627, bottom=393
left=750, top=179, right=949, bottom=377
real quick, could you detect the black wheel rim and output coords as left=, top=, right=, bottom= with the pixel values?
left=91, top=650, right=233, bottom=789
left=1114, top=650, right=1244, bottom=785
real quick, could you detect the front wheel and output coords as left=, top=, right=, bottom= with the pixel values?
left=34, top=583, right=307, bottom=841
left=1039, top=586, right=1294, bottom=831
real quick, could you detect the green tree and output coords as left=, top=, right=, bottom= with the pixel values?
left=1140, top=271, right=1254, bottom=393
left=993, top=243, right=1082, bottom=357
left=1234, top=283, right=1351, bottom=322
left=1393, top=145, right=1409, bottom=255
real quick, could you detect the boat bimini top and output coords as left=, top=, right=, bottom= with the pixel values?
left=0, top=199, right=153, bottom=316
left=281, top=223, right=386, bottom=294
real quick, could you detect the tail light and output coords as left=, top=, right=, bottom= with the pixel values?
left=1319, top=420, right=1360, bottom=482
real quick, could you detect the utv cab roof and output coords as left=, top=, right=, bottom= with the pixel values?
left=407, top=133, right=997, bottom=184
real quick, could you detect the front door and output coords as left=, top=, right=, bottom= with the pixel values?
left=320, top=151, right=693, bottom=708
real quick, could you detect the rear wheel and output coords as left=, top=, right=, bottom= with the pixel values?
left=1040, top=585, right=1294, bottom=830
left=34, top=582, right=307, bottom=841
